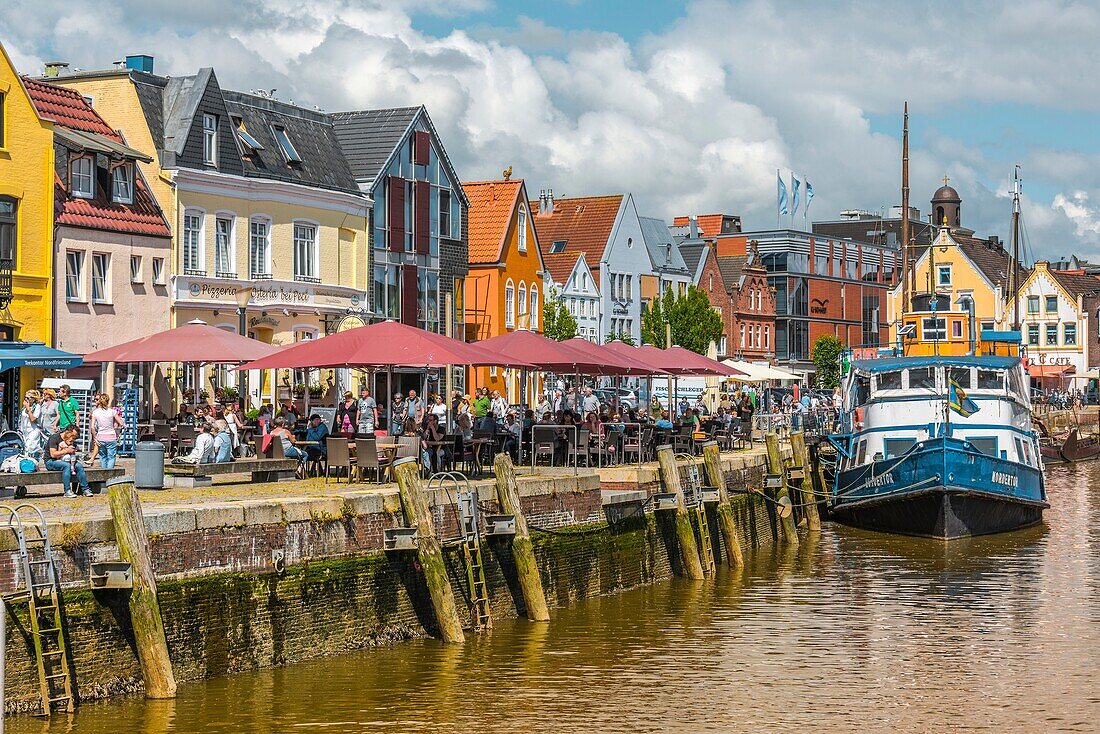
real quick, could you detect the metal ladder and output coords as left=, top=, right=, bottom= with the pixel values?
left=431, top=473, right=492, bottom=632
left=1, top=503, right=75, bottom=715
left=679, top=456, right=715, bottom=575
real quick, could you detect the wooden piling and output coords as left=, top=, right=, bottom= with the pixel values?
left=393, top=457, right=465, bottom=643
left=700, top=441, right=744, bottom=568
left=492, top=454, right=550, bottom=622
left=106, top=477, right=177, bottom=699
left=655, top=445, right=705, bottom=580
left=765, top=432, right=799, bottom=546
left=789, top=431, right=820, bottom=532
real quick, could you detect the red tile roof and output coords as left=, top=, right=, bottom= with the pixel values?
left=532, top=195, right=622, bottom=287
left=22, top=77, right=122, bottom=142
left=672, top=214, right=726, bottom=237
left=26, top=78, right=170, bottom=238
left=465, top=179, right=523, bottom=265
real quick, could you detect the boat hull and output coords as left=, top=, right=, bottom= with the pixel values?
left=831, top=436, right=1047, bottom=540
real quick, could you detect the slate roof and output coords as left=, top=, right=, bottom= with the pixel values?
left=331, top=107, right=418, bottom=189
left=531, top=195, right=623, bottom=288
left=639, top=216, right=689, bottom=274
left=918, top=231, right=1029, bottom=289
left=24, top=78, right=170, bottom=238
left=464, top=179, right=523, bottom=265
left=678, top=241, right=706, bottom=276
left=223, top=90, right=359, bottom=193
left=1048, top=269, right=1100, bottom=298
left=716, top=255, right=747, bottom=293
left=160, top=69, right=216, bottom=158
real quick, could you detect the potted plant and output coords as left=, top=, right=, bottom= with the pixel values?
left=308, top=383, right=326, bottom=399
left=198, top=389, right=210, bottom=401
left=220, top=386, right=239, bottom=401
left=293, top=383, right=307, bottom=398
left=182, top=387, right=196, bottom=402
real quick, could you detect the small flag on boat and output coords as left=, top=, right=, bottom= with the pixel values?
left=949, top=378, right=979, bottom=417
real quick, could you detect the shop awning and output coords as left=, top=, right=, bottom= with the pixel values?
left=1026, top=363, right=1076, bottom=379
left=0, top=342, right=83, bottom=372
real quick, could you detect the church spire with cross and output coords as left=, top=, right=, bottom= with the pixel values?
left=932, top=174, right=962, bottom=229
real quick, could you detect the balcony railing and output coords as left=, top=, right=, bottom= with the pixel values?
left=215, top=271, right=238, bottom=279
left=183, top=268, right=206, bottom=277
left=293, top=274, right=321, bottom=284
left=250, top=271, right=273, bottom=281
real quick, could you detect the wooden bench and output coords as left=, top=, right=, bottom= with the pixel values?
left=163, top=459, right=300, bottom=488
left=0, top=468, right=126, bottom=498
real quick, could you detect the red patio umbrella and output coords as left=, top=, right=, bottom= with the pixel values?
left=562, top=338, right=656, bottom=375
left=476, top=330, right=613, bottom=374
left=237, top=320, right=534, bottom=371
left=658, top=345, right=744, bottom=376
left=83, top=321, right=279, bottom=364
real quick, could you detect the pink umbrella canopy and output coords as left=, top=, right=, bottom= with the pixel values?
left=237, top=320, right=534, bottom=371
left=656, top=345, right=744, bottom=376
left=83, top=321, right=280, bottom=364
left=476, top=330, right=613, bottom=374
left=561, top=338, right=657, bottom=375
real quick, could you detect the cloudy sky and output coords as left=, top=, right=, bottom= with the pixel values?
left=5, top=0, right=1098, bottom=261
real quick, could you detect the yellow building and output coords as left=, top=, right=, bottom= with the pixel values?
left=51, top=60, right=370, bottom=407
left=0, top=43, right=57, bottom=423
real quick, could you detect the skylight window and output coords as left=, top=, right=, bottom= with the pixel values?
left=550, top=239, right=567, bottom=254
left=271, top=125, right=301, bottom=164
left=233, top=117, right=265, bottom=154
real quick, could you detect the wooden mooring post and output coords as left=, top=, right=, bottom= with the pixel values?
left=700, top=441, right=744, bottom=568
left=492, top=455, right=550, bottom=622
left=765, top=432, right=799, bottom=546
left=789, top=431, right=821, bottom=532
left=106, top=477, right=177, bottom=699
left=655, top=445, right=705, bottom=580
left=392, top=457, right=465, bottom=643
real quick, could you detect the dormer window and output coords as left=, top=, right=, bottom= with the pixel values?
left=111, top=163, right=134, bottom=204
left=202, top=113, right=218, bottom=165
left=70, top=156, right=94, bottom=198
left=233, top=116, right=264, bottom=155
left=271, top=125, right=301, bottom=164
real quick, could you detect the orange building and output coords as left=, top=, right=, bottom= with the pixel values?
left=463, top=177, right=544, bottom=404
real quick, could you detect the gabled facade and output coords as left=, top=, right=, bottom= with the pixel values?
left=719, top=244, right=777, bottom=363
left=0, top=43, right=56, bottom=424
left=463, top=177, right=544, bottom=402
left=534, top=193, right=652, bottom=343
left=1016, top=261, right=1100, bottom=386
left=24, top=77, right=172, bottom=356
left=639, top=216, right=692, bottom=303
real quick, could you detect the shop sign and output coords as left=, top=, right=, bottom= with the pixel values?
left=178, top=277, right=364, bottom=311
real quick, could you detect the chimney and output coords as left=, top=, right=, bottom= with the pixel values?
left=124, top=54, right=155, bottom=74
left=539, top=188, right=554, bottom=216
left=689, top=216, right=699, bottom=240
left=43, top=61, right=69, bottom=78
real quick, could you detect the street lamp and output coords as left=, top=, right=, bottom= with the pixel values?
left=235, top=286, right=254, bottom=411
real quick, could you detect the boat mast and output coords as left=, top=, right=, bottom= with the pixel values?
left=902, top=102, right=911, bottom=314
left=1011, top=166, right=1022, bottom=332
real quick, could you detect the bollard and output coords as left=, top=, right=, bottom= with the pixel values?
left=655, top=445, right=705, bottom=580
left=106, top=477, right=177, bottom=699
left=765, top=432, right=799, bottom=546
left=789, top=432, right=820, bottom=532
left=700, top=441, right=744, bottom=568
left=492, top=455, right=550, bottom=622
left=393, top=457, right=465, bottom=643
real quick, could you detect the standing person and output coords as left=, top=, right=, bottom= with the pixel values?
left=224, top=404, right=246, bottom=454
left=337, top=392, right=358, bottom=436
left=356, top=387, right=378, bottom=435
left=551, top=389, right=564, bottom=414
left=564, top=386, right=578, bottom=413
left=57, top=384, right=81, bottom=432
left=581, top=387, right=600, bottom=416
left=390, top=393, right=408, bottom=436
left=38, top=388, right=60, bottom=441
left=45, top=425, right=91, bottom=498
left=739, top=394, right=755, bottom=427
left=90, top=393, right=125, bottom=469
left=430, top=394, right=448, bottom=424
left=490, top=390, right=509, bottom=422
left=18, top=390, right=46, bottom=461
left=456, top=396, right=474, bottom=441
left=473, top=388, right=491, bottom=420
left=407, top=389, right=425, bottom=426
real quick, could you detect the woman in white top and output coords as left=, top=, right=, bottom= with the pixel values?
left=91, top=393, right=125, bottom=469
left=430, top=395, right=448, bottom=425
left=18, top=390, right=45, bottom=461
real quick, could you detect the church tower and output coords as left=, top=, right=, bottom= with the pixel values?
left=931, top=175, right=961, bottom=228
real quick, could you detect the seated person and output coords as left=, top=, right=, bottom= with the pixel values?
left=177, top=422, right=215, bottom=464
left=45, top=425, right=91, bottom=498
left=655, top=411, right=674, bottom=430
left=420, top=414, right=447, bottom=473
left=304, top=414, right=330, bottom=463
left=152, top=404, right=168, bottom=421
left=212, top=420, right=233, bottom=463
left=269, top=417, right=303, bottom=461
left=501, top=412, right=522, bottom=461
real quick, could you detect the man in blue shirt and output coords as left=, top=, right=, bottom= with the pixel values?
left=305, top=414, right=330, bottom=463
left=655, top=411, right=674, bottom=429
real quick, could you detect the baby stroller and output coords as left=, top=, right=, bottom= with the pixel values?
left=0, top=430, right=30, bottom=499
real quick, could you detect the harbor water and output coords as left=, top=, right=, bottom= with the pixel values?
left=11, top=462, right=1098, bottom=733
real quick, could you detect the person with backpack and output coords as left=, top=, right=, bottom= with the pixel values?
left=57, top=384, right=81, bottom=432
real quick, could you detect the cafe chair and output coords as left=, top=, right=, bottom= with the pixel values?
left=325, top=437, right=357, bottom=483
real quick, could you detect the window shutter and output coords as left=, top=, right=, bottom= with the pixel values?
left=414, top=180, right=431, bottom=253
left=388, top=176, right=405, bottom=251
left=402, top=264, right=419, bottom=326
left=414, top=130, right=430, bottom=166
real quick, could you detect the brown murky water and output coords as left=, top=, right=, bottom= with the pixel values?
left=11, top=463, right=1099, bottom=733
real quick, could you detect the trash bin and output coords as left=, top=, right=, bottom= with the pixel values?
left=135, top=440, right=165, bottom=489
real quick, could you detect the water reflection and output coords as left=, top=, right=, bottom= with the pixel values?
left=10, top=463, right=1098, bottom=732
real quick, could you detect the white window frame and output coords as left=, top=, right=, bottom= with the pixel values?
left=292, top=220, right=320, bottom=282
left=152, top=257, right=165, bottom=285
left=505, top=279, right=515, bottom=328
left=70, top=156, right=94, bottom=198
left=91, top=252, right=111, bottom=304
left=439, top=189, right=452, bottom=238
left=65, top=250, right=85, bottom=302
left=182, top=208, right=205, bottom=274
left=130, top=255, right=142, bottom=283
left=518, top=282, right=527, bottom=325
left=249, top=216, right=272, bottom=279
left=111, top=163, right=134, bottom=204
left=271, top=125, right=302, bottom=164
left=214, top=213, right=236, bottom=277
left=529, top=288, right=539, bottom=331
left=202, top=113, right=218, bottom=166
left=517, top=204, right=528, bottom=253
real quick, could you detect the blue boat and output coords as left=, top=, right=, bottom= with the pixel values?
left=829, top=352, right=1048, bottom=540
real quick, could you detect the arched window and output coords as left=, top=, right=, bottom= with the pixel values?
left=530, top=288, right=539, bottom=331
left=936, top=206, right=945, bottom=225
left=518, top=282, right=527, bottom=327
left=505, top=279, right=515, bottom=327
